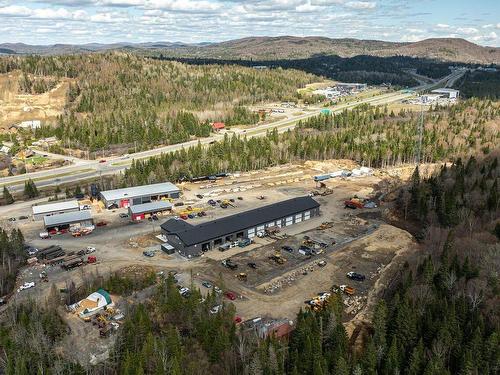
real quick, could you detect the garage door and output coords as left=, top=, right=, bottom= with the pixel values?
left=285, top=216, right=293, bottom=226
left=276, top=220, right=282, bottom=228
left=256, top=225, right=265, bottom=235
left=295, top=214, right=302, bottom=223
left=248, top=228, right=255, bottom=239
left=304, top=211, right=311, bottom=220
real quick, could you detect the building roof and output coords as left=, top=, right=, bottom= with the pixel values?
left=129, top=200, right=173, bottom=214
left=33, top=200, right=79, bottom=216
left=43, top=210, right=92, bottom=227
left=162, top=196, right=319, bottom=247
left=161, top=218, right=194, bottom=233
left=211, top=122, right=225, bottom=129
left=100, top=182, right=180, bottom=202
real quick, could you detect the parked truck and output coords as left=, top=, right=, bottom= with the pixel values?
left=61, top=256, right=84, bottom=270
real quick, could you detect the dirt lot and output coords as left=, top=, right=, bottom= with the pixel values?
left=6, top=159, right=424, bottom=363
left=0, top=71, right=70, bottom=129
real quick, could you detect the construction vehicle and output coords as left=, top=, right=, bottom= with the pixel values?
left=236, top=273, right=248, bottom=281
left=221, top=199, right=235, bottom=208
left=222, top=259, right=238, bottom=270
left=265, top=226, right=280, bottom=235
left=256, top=195, right=266, bottom=200
left=318, top=222, right=333, bottom=230
left=332, top=284, right=355, bottom=295
left=321, top=188, right=333, bottom=196
left=39, top=271, right=48, bottom=282
left=268, top=251, right=286, bottom=265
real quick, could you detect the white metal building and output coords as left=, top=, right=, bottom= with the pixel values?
left=32, top=200, right=80, bottom=220
left=100, top=182, right=180, bottom=209
left=431, top=88, right=460, bottom=100
left=43, top=210, right=93, bottom=230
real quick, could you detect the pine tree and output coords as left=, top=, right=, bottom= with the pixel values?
left=3, top=186, right=14, bottom=204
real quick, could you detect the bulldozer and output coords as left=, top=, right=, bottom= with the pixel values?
left=269, top=251, right=286, bottom=265
left=318, top=222, right=333, bottom=230
left=235, top=273, right=248, bottom=282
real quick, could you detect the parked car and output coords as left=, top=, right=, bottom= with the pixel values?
left=119, top=213, right=128, bottom=218
left=282, top=246, right=294, bottom=253
left=143, top=250, right=155, bottom=257
left=202, top=281, right=213, bottom=288
left=86, top=246, right=96, bottom=253
left=234, top=316, right=242, bottom=323
left=80, top=204, right=91, bottom=210
left=77, top=249, right=86, bottom=256
left=346, top=272, right=366, bottom=281
left=99, top=159, right=106, bottom=163
left=237, top=196, right=243, bottom=200
left=224, top=291, right=237, bottom=300
left=196, top=194, right=204, bottom=199
left=214, top=286, right=222, bottom=294
left=18, top=282, right=35, bottom=292
left=18, top=215, right=29, bottom=220
left=208, top=199, right=216, bottom=206
left=188, top=213, right=195, bottom=219
left=247, top=262, right=257, bottom=269
left=96, top=221, right=107, bottom=227
left=179, top=287, right=190, bottom=297
left=8, top=217, right=15, bottom=222
left=318, top=260, right=327, bottom=267
left=39, top=232, right=51, bottom=239
left=174, top=202, right=184, bottom=207
left=180, top=214, right=188, bottom=220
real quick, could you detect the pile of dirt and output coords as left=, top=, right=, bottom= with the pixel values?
left=304, top=159, right=358, bottom=173
left=127, top=234, right=158, bottom=249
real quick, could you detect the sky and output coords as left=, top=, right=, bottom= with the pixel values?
left=0, top=0, right=499, bottom=46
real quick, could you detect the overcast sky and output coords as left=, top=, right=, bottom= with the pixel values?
left=0, top=0, right=499, bottom=46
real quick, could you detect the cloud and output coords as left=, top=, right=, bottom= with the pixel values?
left=456, top=27, right=478, bottom=35
left=436, top=23, right=450, bottom=29
left=345, top=1, right=375, bottom=10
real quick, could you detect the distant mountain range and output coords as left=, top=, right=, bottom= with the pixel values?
left=1, top=37, right=499, bottom=65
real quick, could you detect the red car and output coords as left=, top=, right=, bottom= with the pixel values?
left=224, top=292, right=237, bottom=300
left=48, top=229, right=57, bottom=235
left=99, top=159, right=107, bottom=163
left=96, top=221, right=107, bottom=227
left=59, top=228, right=68, bottom=234
left=180, top=214, right=188, bottom=220
left=234, top=316, right=242, bottom=324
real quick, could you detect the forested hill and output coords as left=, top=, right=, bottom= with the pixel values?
left=0, top=53, right=318, bottom=151
left=1, top=37, right=499, bottom=64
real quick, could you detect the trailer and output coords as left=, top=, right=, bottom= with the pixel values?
left=61, top=257, right=84, bottom=270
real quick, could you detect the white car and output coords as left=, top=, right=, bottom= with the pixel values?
left=214, top=286, right=222, bottom=294
left=210, top=305, right=222, bottom=314
left=86, top=246, right=96, bottom=253
left=179, top=287, right=190, bottom=296
left=18, top=282, right=35, bottom=292
left=80, top=205, right=91, bottom=210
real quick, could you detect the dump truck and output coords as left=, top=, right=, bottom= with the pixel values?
left=339, top=285, right=355, bottom=295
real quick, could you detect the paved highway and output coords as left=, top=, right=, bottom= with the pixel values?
left=1, top=71, right=464, bottom=192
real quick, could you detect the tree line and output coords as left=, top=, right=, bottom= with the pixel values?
left=121, top=99, right=499, bottom=186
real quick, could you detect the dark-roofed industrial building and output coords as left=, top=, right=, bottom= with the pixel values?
left=161, top=196, right=320, bottom=257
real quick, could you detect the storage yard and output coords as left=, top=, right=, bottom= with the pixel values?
left=2, top=159, right=425, bottom=361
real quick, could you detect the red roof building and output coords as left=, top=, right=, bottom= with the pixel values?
left=211, top=122, right=225, bottom=131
